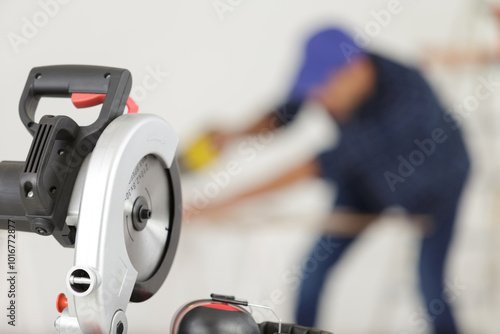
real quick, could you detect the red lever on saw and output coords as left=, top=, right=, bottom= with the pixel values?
left=56, top=293, right=68, bottom=313
left=71, top=93, right=138, bottom=114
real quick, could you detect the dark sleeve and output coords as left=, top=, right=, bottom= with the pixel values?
left=317, top=90, right=444, bottom=183
left=317, top=134, right=358, bottom=183
left=272, top=99, right=304, bottom=126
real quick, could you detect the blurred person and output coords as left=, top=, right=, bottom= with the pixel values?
left=193, top=27, right=470, bottom=334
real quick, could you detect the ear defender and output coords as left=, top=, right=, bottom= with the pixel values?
left=171, top=295, right=260, bottom=334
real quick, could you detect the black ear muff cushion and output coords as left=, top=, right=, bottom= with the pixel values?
left=258, top=322, right=333, bottom=334
left=178, top=305, right=260, bottom=334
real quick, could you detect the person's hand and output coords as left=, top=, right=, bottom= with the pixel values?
left=180, top=129, right=241, bottom=172
left=207, top=130, right=238, bottom=151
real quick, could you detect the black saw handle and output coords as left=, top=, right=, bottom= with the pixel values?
left=0, top=65, right=133, bottom=247
left=19, top=65, right=132, bottom=138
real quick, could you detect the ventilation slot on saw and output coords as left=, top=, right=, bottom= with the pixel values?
left=24, top=124, right=52, bottom=173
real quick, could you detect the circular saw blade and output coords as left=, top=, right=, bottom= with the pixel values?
left=124, top=154, right=171, bottom=282
left=68, top=114, right=182, bottom=312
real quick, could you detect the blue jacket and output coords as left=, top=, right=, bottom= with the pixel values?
left=274, top=54, right=470, bottom=214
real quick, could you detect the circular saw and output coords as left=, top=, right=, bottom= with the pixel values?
left=0, top=65, right=182, bottom=334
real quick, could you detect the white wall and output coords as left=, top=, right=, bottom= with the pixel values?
left=0, top=0, right=499, bottom=333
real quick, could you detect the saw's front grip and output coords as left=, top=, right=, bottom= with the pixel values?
left=16, top=66, right=133, bottom=247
